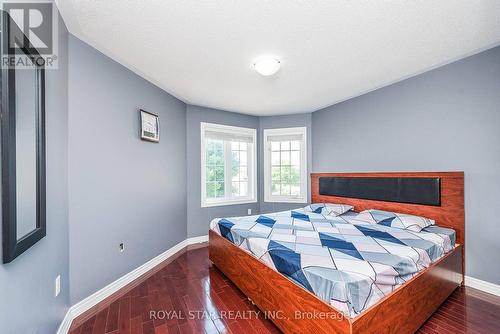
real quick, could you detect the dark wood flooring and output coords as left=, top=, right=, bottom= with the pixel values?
left=69, top=245, right=500, bottom=334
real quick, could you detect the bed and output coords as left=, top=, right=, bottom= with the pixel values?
left=209, top=172, right=464, bottom=334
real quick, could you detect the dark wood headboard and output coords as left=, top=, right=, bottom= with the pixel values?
left=311, top=172, right=465, bottom=246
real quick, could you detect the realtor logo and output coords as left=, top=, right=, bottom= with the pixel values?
left=1, top=0, right=59, bottom=68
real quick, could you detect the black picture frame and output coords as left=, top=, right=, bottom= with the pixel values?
left=1, top=11, right=46, bottom=263
left=140, top=109, right=160, bottom=143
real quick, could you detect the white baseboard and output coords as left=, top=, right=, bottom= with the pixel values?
left=57, top=235, right=208, bottom=334
left=187, top=235, right=209, bottom=244
left=464, top=275, right=500, bottom=296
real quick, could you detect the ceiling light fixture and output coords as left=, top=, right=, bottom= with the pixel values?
left=253, top=56, right=281, bottom=76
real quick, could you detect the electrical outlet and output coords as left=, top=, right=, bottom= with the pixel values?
left=55, top=275, right=61, bottom=297
left=247, top=208, right=252, bottom=215
left=119, top=243, right=124, bottom=252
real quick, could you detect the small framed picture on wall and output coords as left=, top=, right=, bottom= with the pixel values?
left=140, top=109, right=160, bottom=142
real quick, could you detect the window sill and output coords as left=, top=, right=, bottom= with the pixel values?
left=201, top=198, right=258, bottom=208
left=263, top=197, right=307, bottom=204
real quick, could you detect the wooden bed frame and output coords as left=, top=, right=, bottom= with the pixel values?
left=209, top=172, right=464, bottom=334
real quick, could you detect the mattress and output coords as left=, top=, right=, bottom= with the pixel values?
left=210, top=207, right=456, bottom=317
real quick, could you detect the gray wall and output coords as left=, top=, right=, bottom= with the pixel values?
left=68, top=36, right=187, bottom=303
left=258, top=114, right=312, bottom=213
left=312, top=45, right=500, bottom=284
left=0, top=13, right=70, bottom=334
left=186, top=105, right=260, bottom=238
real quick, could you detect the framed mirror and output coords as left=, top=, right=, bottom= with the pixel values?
left=1, top=11, right=46, bottom=263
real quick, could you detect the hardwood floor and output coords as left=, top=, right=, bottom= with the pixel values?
left=68, top=245, right=500, bottom=334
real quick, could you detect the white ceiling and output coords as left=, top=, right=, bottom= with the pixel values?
left=56, top=1, right=500, bottom=116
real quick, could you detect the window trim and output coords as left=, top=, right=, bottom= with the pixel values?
left=200, top=122, right=257, bottom=208
left=263, top=127, right=307, bottom=203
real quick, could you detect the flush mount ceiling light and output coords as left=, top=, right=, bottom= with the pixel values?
left=253, top=57, right=281, bottom=76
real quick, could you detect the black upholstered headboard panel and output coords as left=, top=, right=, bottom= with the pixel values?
left=318, top=177, right=441, bottom=206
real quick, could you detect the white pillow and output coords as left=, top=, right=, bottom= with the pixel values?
left=354, top=209, right=434, bottom=232
left=303, top=203, right=353, bottom=216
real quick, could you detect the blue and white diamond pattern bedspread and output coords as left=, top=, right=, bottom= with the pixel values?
left=210, top=208, right=456, bottom=318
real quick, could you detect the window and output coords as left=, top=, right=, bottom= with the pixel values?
left=264, top=127, right=307, bottom=203
left=201, top=122, right=257, bottom=207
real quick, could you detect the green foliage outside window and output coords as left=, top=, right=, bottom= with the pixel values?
left=271, top=140, right=301, bottom=196
left=205, top=139, right=224, bottom=198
